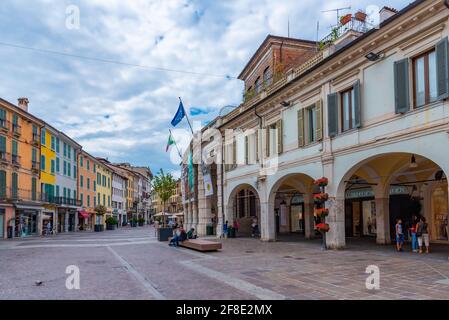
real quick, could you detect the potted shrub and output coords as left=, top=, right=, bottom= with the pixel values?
left=314, top=177, right=329, bottom=187
left=314, top=208, right=329, bottom=218
left=316, top=223, right=330, bottom=233
left=138, top=217, right=145, bottom=227
left=94, top=205, right=107, bottom=232
left=105, top=217, right=118, bottom=231
left=131, top=218, right=138, bottom=228
left=355, top=11, right=367, bottom=22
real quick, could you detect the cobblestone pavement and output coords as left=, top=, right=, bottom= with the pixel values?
left=1, top=227, right=449, bottom=300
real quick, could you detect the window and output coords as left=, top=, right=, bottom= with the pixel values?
left=97, top=173, right=101, bottom=184
left=63, top=187, right=67, bottom=199
left=56, top=185, right=60, bottom=197
left=263, top=67, right=272, bottom=87
left=56, top=158, right=60, bottom=172
left=32, top=148, right=37, bottom=164
left=80, top=156, right=83, bottom=167
left=0, top=136, right=5, bottom=155
left=68, top=189, right=71, bottom=200
left=51, top=160, right=55, bottom=174
left=413, top=50, right=437, bottom=107
left=103, top=194, right=106, bottom=206
left=255, top=77, right=262, bottom=94
left=87, top=195, right=90, bottom=207
left=11, top=140, right=18, bottom=156
left=0, top=170, right=6, bottom=198
left=73, top=165, right=77, bottom=179
left=340, top=87, right=356, bottom=132
left=80, top=175, right=84, bottom=188
left=94, top=196, right=97, bottom=207
left=94, top=181, right=96, bottom=192
left=31, top=177, right=37, bottom=201
left=87, top=160, right=90, bottom=171
left=68, top=146, right=71, bottom=159
left=93, top=164, right=96, bottom=173
left=63, top=143, right=67, bottom=157
left=63, top=161, right=67, bottom=175
left=41, top=155, right=46, bottom=171
left=307, top=105, right=317, bottom=144
left=102, top=175, right=106, bottom=187
left=41, top=129, right=46, bottom=145
left=51, top=136, right=56, bottom=150
left=87, top=178, right=90, bottom=190
left=12, top=115, right=19, bottom=133
left=11, top=173, right=18, bottom=198
left=108, top=178, right=110, bottom=188
left=80, top=193, right=84, bottom=206
left=108, top=196, right=111, bottom=207
left=56, top=138, right=60, bottom=153
left=67, top=164, right=71, bottom=177
left=0, top=109, right=6, bottom=128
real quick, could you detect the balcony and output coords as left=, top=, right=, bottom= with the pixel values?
left=31, top=133, right=40, bottom=146
left=11, top=154, right=21, bottom=167
left=0, top=151, right=10, bottom=165
left=0, top=188, right=44, bottom=202
left=12, top=123, right=21, bottom=137
left=51, top=196, right=82, bottom=207
left=31, top=160, right=40, bottom=173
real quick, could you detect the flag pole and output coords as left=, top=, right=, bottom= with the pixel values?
left=169, top=129, right=183, bottom=159
left=179, top=97, right=194, bottom=134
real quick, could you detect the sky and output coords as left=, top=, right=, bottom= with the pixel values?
left=0, top=0, right=412, bottom=178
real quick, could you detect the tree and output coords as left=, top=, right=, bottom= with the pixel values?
left=152, top=169, right=177, bottom=227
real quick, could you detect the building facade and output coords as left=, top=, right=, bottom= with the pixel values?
left=96, top=159, right=113, bottom=225
left=78, top=150, right=100, bottom=230
left=183, top=0, right=449, bottom=247
left=0, top=98, right=44, bottom=238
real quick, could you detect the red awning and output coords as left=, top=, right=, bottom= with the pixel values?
left=78, top=210, right=90, bottom=219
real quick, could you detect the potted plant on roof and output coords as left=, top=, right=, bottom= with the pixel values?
left=355, top=11, right=367, bottom=22
left=105, top=216, right=118, bottom=231
left=94, top=205, right=107, bottom=232
left=340, top=13, right=352, bottom=25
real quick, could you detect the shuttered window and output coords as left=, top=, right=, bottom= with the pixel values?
left=436, top=37, right=449, bottom=100
left=0, top=109, right=6, bottom=128
left=41, top=155, right=46, bottom=171
left=32, top=148, right=37, bottom=162
left=0, top=136, right=6, bottom=153
left=31, top=177, right=37, bottom=201
left=394, top=58, right=410, bottom=114
left=41, top=129, right=46, bottom=145
left=298, top=109, right=304, bottom=147
left=11, top=140, right=18, bottom=156
left=11, top=172, right=18, bottom=198
left=327, top=93, right=338, bottom=137
left=277, top=119, right=283, bottom=155
left=413, top=50, right=437, bottom=107
left=56, top=157, right=60, bottom=172
left=0, top=171, right=6, bottom=198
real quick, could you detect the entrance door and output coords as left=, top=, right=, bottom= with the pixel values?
left=290, top=204, right=305, bottom=234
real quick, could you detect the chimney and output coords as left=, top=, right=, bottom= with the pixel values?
left=18, top=98, right=29, bottom=112
left=379, top=6, right=398, bottom=24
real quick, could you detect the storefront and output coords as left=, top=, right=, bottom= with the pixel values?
left=431, top=185, right=449, bottom=242
left=289, top=194, right=305, bottom=234
left=42, top=211, right=54, bottom=235
left=78, top=210, right=91, bottom=231
left=14, top=205, right=42, bottom=238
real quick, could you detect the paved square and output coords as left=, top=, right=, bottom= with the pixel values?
left=1, top=227, right=448, bottom=300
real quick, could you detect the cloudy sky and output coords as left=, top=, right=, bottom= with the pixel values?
left=0, top=0, right=411, bottom=177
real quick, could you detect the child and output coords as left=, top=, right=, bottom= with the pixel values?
left=395, top=219, right=404, bottom=252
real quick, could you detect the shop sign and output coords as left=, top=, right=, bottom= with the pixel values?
left=291, top=194, right=304, bottom=205
left=346, top=186, right=408, bottom=199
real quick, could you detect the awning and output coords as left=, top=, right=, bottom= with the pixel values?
left=78, top=210, right=90, bottom=219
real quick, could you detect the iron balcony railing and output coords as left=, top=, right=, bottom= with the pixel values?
left=32, top=160, right=40, bottom=171
left=0, top=151, right=10, bottom=163
left=319, top=17, right=374, bottom=49
left=51, top=196, right=82, bottom=207
left=32, top=133, right=40, bottom=145
left=11, top=154, right=21, bottom=166
left=0, top=119, right=8, bottom=131
left=12, top=123, right=21, bottom=136
left=0, top=188, right=44, bottom=202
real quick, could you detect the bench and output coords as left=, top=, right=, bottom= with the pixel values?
left=168, top=238, right=222, bottom=252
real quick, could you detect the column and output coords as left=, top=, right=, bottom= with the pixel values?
left=375, top=197, right=391, bottom=245
left=75, top=210, right=79, bottom=232
left=325, top=196, right=346, bottom=249
left=64, top=211, right=69, bottom=233
left=197, top=169, right=208, bottom=237
left=304, top=201, right=315, bottom=240
left=260, top=201, right=276, bottom=241
left=37, top=210, right=43, bottom=237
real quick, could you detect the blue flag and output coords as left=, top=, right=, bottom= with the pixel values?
left=171, top=101, right=186, bottom=127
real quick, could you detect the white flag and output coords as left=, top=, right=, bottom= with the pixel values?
left=203, top=173, right=214, bottom=197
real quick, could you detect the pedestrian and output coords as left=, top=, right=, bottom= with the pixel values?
left=417, top=217, right=430, bottom=254
left=410, top=216, right=419, bottom=253
left=395, top=218, right=405, bottom=252
left=223, top=220, right=228, bottom=238
left=169, top=227, right=182, bottom=247
left=154, top=219, right=160, bottom=237
left=251, top=217, right=259, bottom=237
left=46, top=221, right=52, bottom=236
left=233, top=220, right=239, bottom=238
left=187, top=228, right=197, bottom=240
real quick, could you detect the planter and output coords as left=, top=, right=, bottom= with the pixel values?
left=158, top=228, right=173, bottom=242
left=138, top=222, right=144, bottom=227
left=355, top=11, right=367, bottom=22
left=340, top=14, right=352, bottom=25
left=131, top=222, right=137, bottom=228
left=94, top=224, right=104, bottom=232
left=106, top=224, right=116, bottom=231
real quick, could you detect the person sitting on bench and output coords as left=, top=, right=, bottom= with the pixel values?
left=169, top=227, right=187, bottom=247
left=187, top=228, right=197, bottom=240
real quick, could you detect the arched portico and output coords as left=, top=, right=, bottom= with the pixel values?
left=335, top=152, right=448, bottom=247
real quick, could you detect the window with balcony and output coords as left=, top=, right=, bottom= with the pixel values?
left=32, top=148, right=38, bottom=169
left=0, top=170, right=6, bottom=198
left=413, top=50, right=437, bottom=108
left=0, top=136, right=6, bottom=161
left=11, top=172, right=18, bottom=199
left=12, top=115, right=20, bottom=135
left=32, top=125, right=39, bottom=143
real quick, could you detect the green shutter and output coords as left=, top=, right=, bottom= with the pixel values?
left=316, top=100, right=323, bottom=141
left=265, top=127, right=270, bottom=157
left=32, top=148, right=37, bottom=162
left=11, top=173, right=18, bottom=198
left=245, top=136, right=249, bottom=164
left=277, top=119, right=283, bottom=154
left=12, top=114, right=18, bottom=125
left=436, top=37, right=449, bottom=100
left=353, top=80, right=362, bottom=128
left=12, top=140, right=18, bottom=155
left=31, top=178, right=37, bottom=201
left=0, top=109, right=6, bottom=121
left=394, top=58, right=410, bottom=114
left=0, top=136, right=6, bottom=153
left=0, top=171, right=6, bottom=198
left=327, top=93, right=339, bottom=137
left=255, top=131, right=259, bottom=162
left=297, top=109, right=304, bottom=147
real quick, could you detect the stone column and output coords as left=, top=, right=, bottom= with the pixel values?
left=74, top=210, right=79, bottom=232
left=53, top=209, right=58, bottom=234
left=260, top=201, right=276, bottom=241
left=375, top=197, right=391, bottom=245
left=64, top=211, right=69, bottom=233
left=326, top=197, right=346, bottom=249
left=37, top=210, right=43, bottom=237
left=216, top=164, right=224, bottom=238
left=304, top=201, right=315, bottom=240
left=197, top=168, right=208, bottom=237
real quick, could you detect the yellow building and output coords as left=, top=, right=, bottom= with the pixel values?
left=40, top=125, right=58, bottom=230
left=95, top=158, right=112, bottom=225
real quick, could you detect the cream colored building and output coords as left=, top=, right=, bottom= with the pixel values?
left=183, top=0, right=449, bottom=247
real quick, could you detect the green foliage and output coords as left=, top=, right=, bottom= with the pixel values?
left=105, top=216, right=118, bottom=225
left=138, top=217, right=146, bottom=223
left=95, top=205, right=107, bottom=215
left=153, top=169, right=177, bottom=204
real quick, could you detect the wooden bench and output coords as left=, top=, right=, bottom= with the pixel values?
left=168, top=238, right=222, bottom=252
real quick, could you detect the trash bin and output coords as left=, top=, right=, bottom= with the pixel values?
left=158, top=228, right=173, bottom=242
left=7, top=226, right=13, bottom=239
left=206, top=225, right=214, bottom=236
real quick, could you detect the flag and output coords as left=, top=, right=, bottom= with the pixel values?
left=203, top=173, right=214, bottom=197
left=166, top=133, right=175, bottom=152
left=171, top=101, right=186, bottom=127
